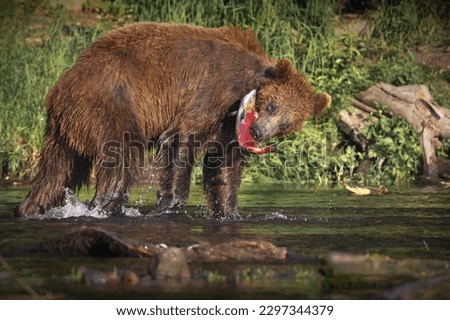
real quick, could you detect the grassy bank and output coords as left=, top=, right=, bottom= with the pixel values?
left=1, top=0, right=449, bottom=184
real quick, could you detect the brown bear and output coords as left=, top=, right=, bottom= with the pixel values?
left=15, top=22, right=330, bottom=218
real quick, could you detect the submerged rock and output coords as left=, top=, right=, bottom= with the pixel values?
left=80, top=269, right=112, bottom=287
left=148, top=248, right=190, bottom=280
left=324, top=252, right=450, bottom=279
left=119, top=270, right=140, bottom=286
left=379, top=274, right=450, bottom=299
left=78, top=267, right=140, bottom=287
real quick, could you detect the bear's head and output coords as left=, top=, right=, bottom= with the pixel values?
left=249, top=58, right=330, bottom=144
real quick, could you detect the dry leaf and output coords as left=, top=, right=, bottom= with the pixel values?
left=342, top=182, right=388, bottom=196
left=343, top=182, right=371, bottom=195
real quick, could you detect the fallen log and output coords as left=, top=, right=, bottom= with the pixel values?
left=353, top=83, right=450, bottom=138
left=339, top=83, right=450, bottom=182
left=337, top=108, right=374, bottom=150
left=37, top=226, right=159, bottom=257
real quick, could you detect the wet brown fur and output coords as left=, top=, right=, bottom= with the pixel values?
left=15, top=23, right=329, bottom=217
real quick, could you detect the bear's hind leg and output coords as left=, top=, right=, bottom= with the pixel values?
left=90, top=133, right=145, bottom=214
left=15, top=137, right=91, bottom=217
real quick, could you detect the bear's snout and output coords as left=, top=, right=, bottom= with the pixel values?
left=249, top=125, right=263, bottom=142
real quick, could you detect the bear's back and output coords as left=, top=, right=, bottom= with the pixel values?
left=80, top=22, right=267, bottom=63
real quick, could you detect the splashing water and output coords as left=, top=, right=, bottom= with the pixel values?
left=263, top=211, right=289, bottom=220
left=34, top=188, right=142, bottom=219
left=23, top=188, right=313, bottom=221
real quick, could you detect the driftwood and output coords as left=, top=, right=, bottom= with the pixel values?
left=338, top=108, right=375, bottom=150
left=37, top=226, right=159, bottom=257
left=338, top=83, right=450, bottom=182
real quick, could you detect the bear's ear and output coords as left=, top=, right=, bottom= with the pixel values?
left=273, top=58, right=293, bottom=80
left=313, top=92, right=331, bottom=115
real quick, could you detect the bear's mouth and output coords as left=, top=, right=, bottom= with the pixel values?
left=236, top=90, right=276, bottom=155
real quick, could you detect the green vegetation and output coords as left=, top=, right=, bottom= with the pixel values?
left=206, top=270, right=227, bottom=284
left=1, top=0, right=449, bottom=184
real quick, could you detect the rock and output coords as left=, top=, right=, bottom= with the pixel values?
left=379, top=275, right=450, bottom=299
left=107, top=272, right=121, bottom=285
left=48, top=0, right=86, bottom=13
left=412, top=46, right=450, bottom=72
left=186, top=240, right=287, bottom=262
left=324, top=252, right=450, bottom=279
left=148, top=248, right=190, bottom=280
left=80, top=268, right=111, bottom=287
left=139, top=275, right=154, bottom=286
left=120, top=270, right=140, bottom=286
left=334, top=14, right=369, bottom=37
left=80, top=268, right=140, bottom=287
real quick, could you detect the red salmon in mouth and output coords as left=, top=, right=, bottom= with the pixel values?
left=236, top=90, right=276, bottom=155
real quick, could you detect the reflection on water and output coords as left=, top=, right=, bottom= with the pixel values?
left=0, top=183, right=449, bottom=298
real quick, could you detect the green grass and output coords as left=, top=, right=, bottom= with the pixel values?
left=0, top=0, right=449, bottom=184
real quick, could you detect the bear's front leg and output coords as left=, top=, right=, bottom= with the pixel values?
left=203, top=140, right=245, bottom=217
left=153, top=132, right=200, bottom=213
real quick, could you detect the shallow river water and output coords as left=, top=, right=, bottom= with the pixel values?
left=0, top=183, right=449, bottom=299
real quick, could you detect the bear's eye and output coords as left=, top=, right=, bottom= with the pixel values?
left=264, top=67, right=275, bottom=79
left=267, top=103, right=277, bottom=114
left=279, top=123, right=290, bottom=131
